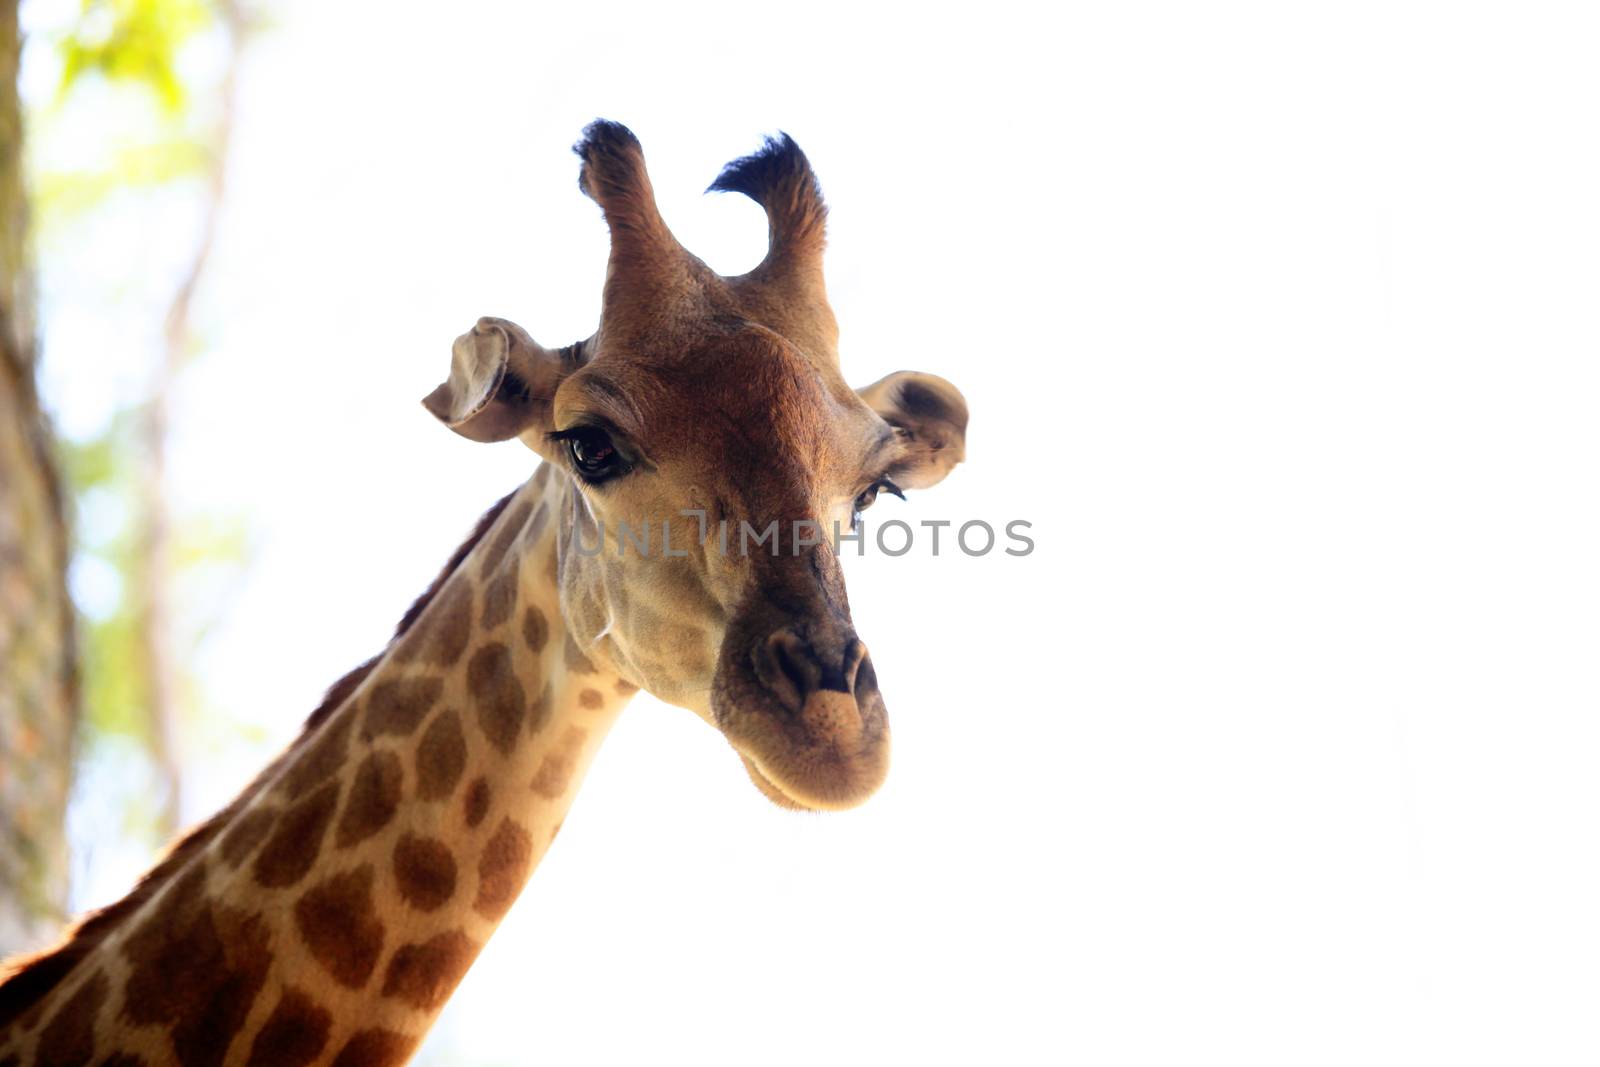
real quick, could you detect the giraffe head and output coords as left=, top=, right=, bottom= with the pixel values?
left=424, top=121, right=967, bottom=811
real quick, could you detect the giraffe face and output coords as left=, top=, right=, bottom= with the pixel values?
left=544, top=332, right=967, bottom=811
left=425, top=122, right=967, bottom=810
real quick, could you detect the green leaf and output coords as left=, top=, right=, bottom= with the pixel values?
left=56, top=0, right=214, bottom=112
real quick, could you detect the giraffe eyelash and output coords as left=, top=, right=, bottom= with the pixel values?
left=851, top=477, right=905, bottom=528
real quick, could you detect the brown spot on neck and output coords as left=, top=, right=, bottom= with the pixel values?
left=294, top=865, right=385, bottom=989
left=329, top=1028, right=416, bottom=1067
left=335, top=750, right=403, bottom=849
left=521, top=606, right=548, bottom=652
left=468, top=643, right=528, bottom=755
left=363, top=677, right=443, bottom=738
left=415, top=709, right=467, bottom=801
left=245, top=986, right=332, bottom=1067
left=253, top=780, right=340, bottom=889
left=380, top=930, right=479, bottom=1013
left=481, top=563, right=519, bottom=631
left=392, top=833, right=457, bottom=912
left=474, top=818, right=534, bottom=921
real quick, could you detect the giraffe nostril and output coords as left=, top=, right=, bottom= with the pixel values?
left=813, top=638, right=866, bottom=695
left=753, top=629, right=815, bottom=713
left=773, top=639, right=811, bottom=702
left=851, top=648, right=877, bottom=701
left=841, top=639, right=868, bottom=695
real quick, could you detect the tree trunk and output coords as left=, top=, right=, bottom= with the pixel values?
left=0, top=0, right=77, bottom=958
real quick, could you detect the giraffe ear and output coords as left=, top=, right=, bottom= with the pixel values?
left=422, top=317, right=575, bottom=443
left=857, top=371, right=969, bottom=490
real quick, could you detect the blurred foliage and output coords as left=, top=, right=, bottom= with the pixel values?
left=57, top=422, right=250, bottom=748
left=26, top=0, right=259, bottom=845
left=34, top=135, right=208, bottom=219
left=34, top=0, right=222, bottom=224
left=56, top=0, right=212, bottom=111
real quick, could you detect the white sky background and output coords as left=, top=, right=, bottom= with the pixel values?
left=17, top=0, right=1600, bottom=1064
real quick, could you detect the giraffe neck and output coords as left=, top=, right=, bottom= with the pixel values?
left=0, top=464, right=636, bottom=1066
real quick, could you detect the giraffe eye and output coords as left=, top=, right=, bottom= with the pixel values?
left=556, top=426, right=626, bottom=482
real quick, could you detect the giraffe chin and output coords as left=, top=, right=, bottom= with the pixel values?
left=734, top=744, right=890, bottom=812
left=739, top=755, right=818, bottom=811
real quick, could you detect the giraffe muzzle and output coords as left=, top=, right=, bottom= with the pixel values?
left=712, top=611, right=890, bottom=811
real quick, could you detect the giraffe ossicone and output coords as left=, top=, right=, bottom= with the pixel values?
left=0, top=119, right=968, bottom=1065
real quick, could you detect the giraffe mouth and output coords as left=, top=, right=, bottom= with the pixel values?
left=738, top=755, right=817, bottom=811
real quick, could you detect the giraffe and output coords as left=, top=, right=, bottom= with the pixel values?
left=0, top=120, right=968, bottom=1066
